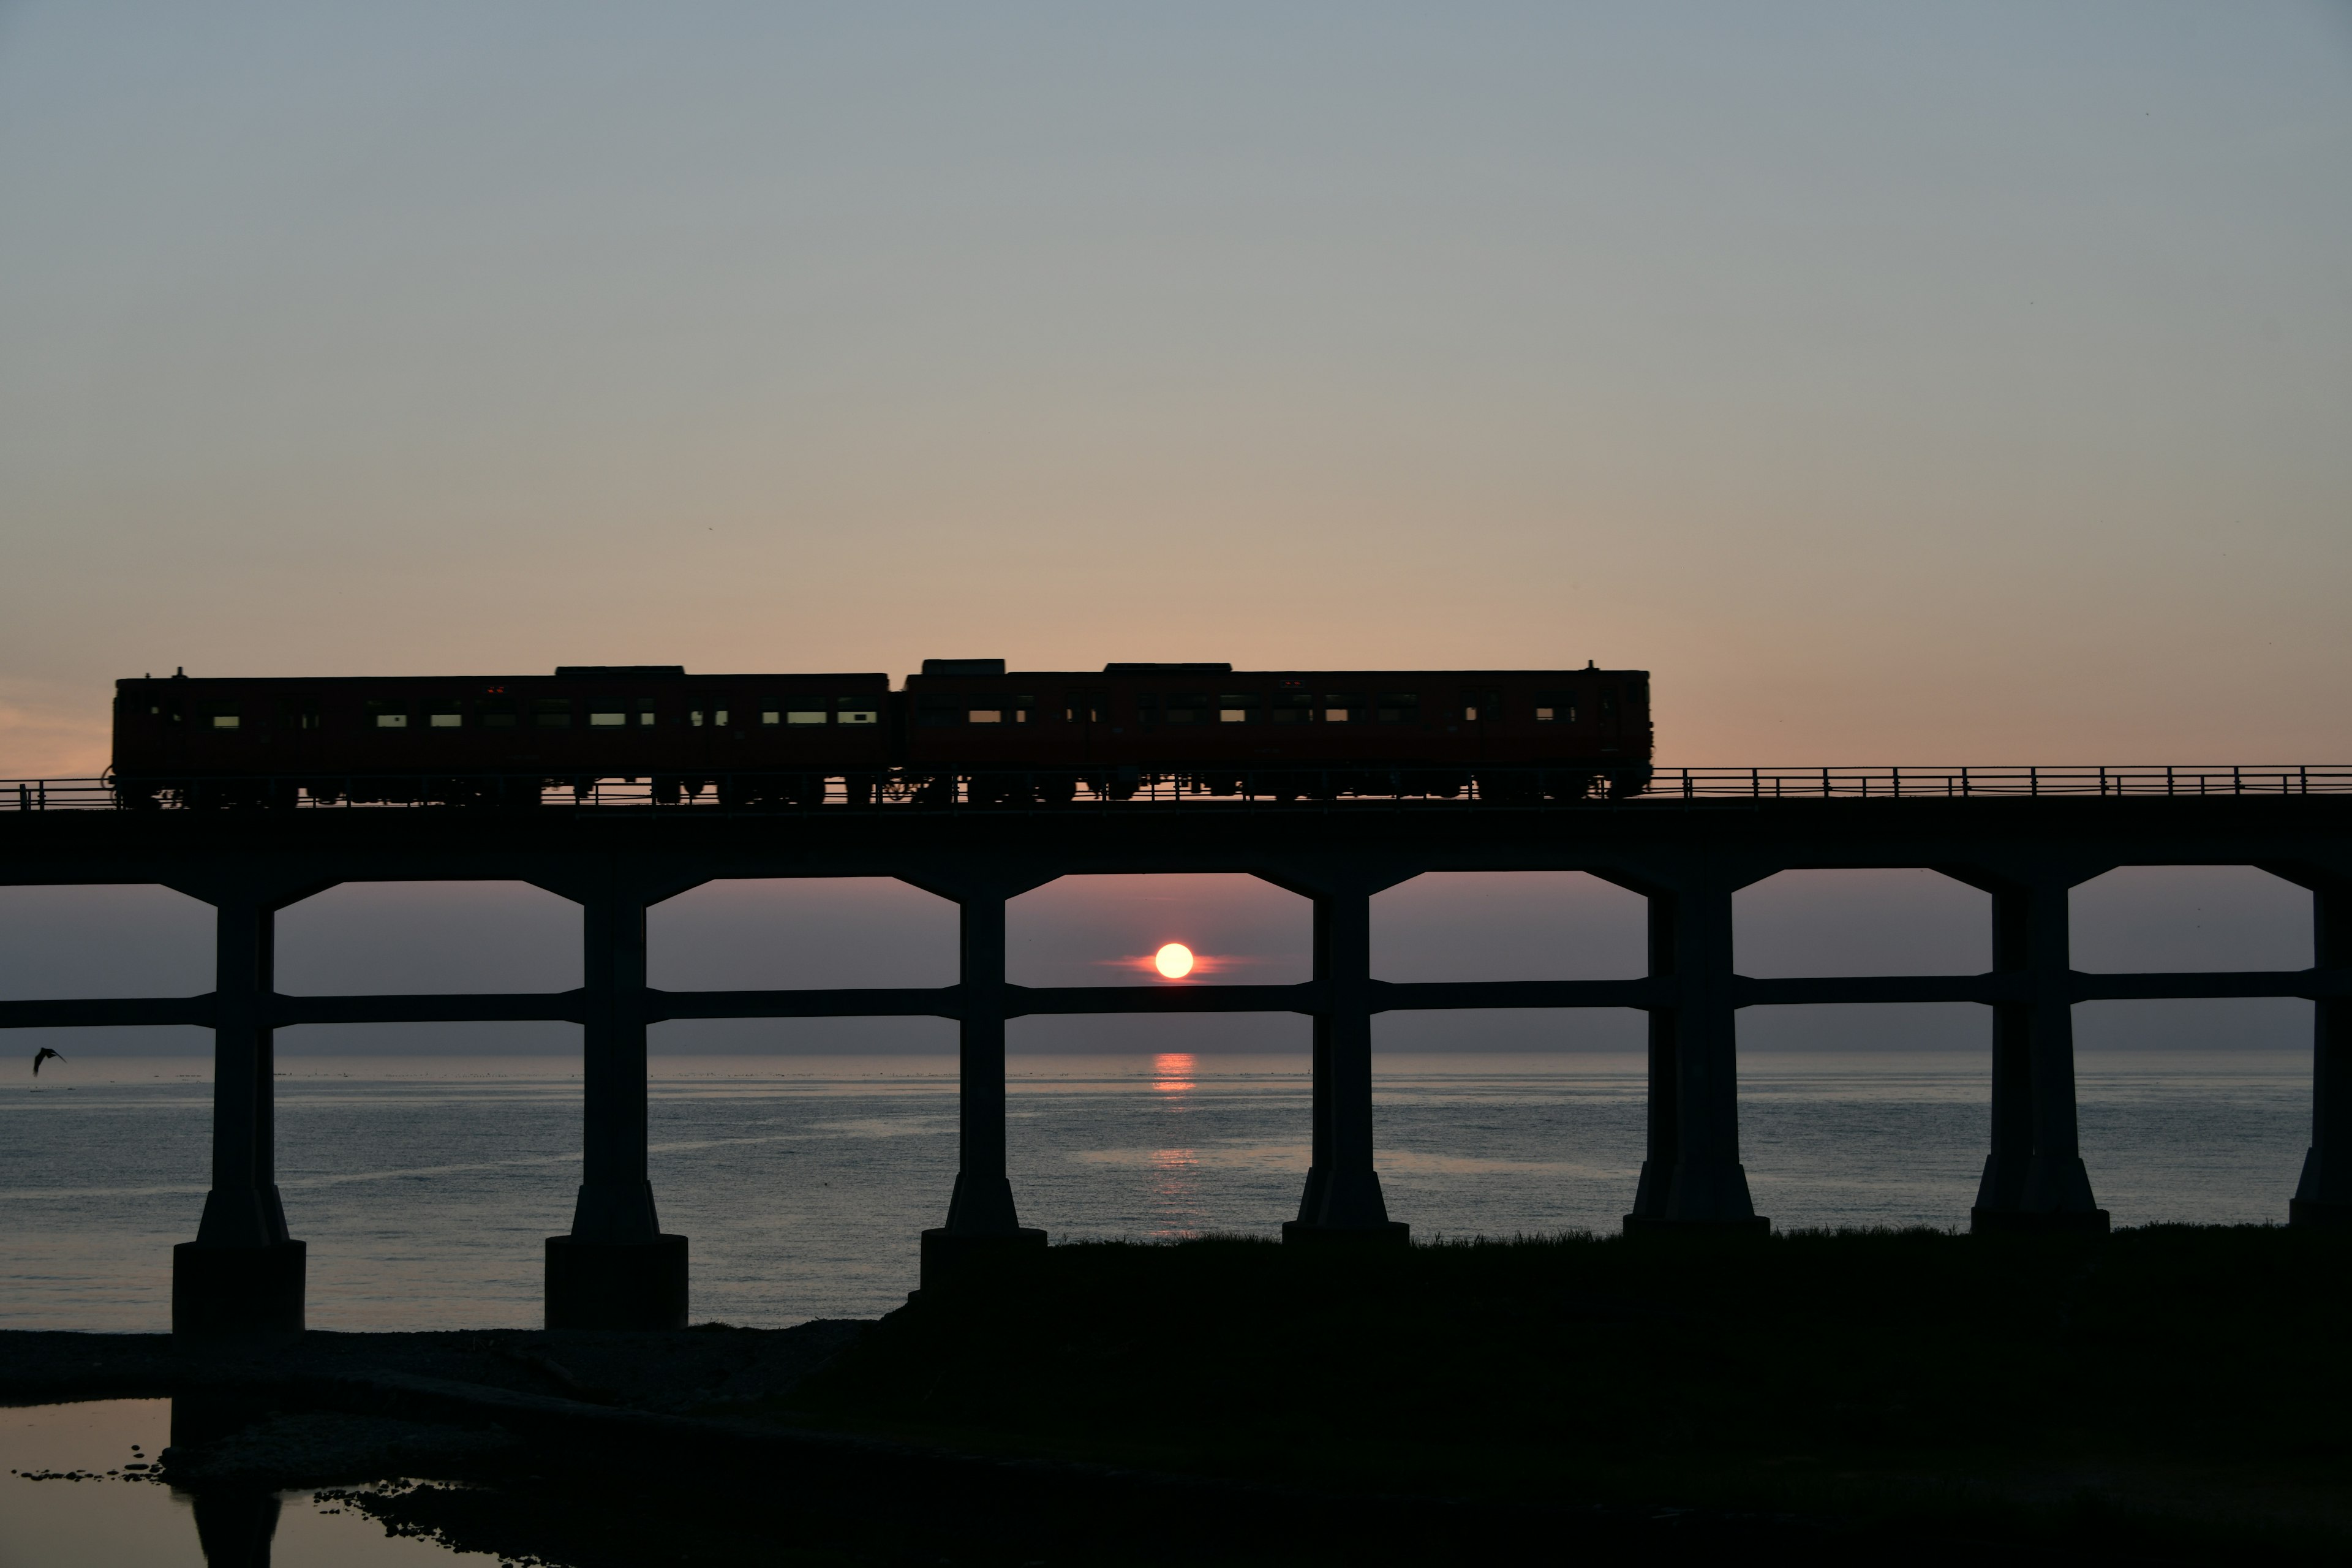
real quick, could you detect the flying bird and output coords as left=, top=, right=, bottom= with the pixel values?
left=32, top=1048, right=64, bottom=1077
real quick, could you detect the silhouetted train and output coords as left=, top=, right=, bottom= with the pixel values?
left=110, top=660, right=1653, bottom=805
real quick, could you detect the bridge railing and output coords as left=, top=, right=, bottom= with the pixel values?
left=2, top=764, right=2349, bottom=812
left=1661, top=764, right=2349, bottom=799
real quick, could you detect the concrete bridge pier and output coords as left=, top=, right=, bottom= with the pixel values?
left=1964, top=873, right=2108, bottom=1234
left=920, top=877, right=1049, bottom=1286
left=545, top=881, right=687, bottom=1328
left=1281, top=878, right=1408, bottom=1243
left=2290, top=873, right=2352, bottom=1227
left=173, top=888, right=306, bottom=1338
left=1624, top=876, right=1766, bottom=1233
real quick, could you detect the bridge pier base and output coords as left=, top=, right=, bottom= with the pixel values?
left=547, top=886, right=687, bottom=1329
left=1624, top=879, right=1767, bottom=1234
left=921, top=885, right=1046, bottom=1288
left=175, top=894, right=305, bottom=1339
left=1284, top=886, right=1408, bottom=1245
left=2291, top=878, right=2352, bottom=1227
left=1966, top=877, right=2108, bottom=1235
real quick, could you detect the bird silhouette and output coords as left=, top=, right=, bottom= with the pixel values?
left=32, top=1048, right=64, bottom=1077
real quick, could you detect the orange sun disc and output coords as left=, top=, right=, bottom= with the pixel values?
left=1153, top=943, right=1196, bottom=979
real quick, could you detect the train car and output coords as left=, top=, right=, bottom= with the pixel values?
left=110, top=658, right=1652, bottom=806
left=111, top=666, right=891, bottom=807
left=900, top=659, right=1653, bottom=802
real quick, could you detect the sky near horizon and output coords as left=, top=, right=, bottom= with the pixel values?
left=2, top=2, right=2349, bottom=773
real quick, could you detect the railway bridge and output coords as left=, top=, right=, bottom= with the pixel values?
left=2, top=765, right=2348, bottom=1336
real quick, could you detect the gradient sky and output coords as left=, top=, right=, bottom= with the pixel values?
left=3, top=2, right=2348, bottom=772
left=1, top=7, right=2344, bottom=1059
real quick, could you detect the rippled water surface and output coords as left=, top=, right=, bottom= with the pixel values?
left=0, top=1050, right=2312, bottom=1331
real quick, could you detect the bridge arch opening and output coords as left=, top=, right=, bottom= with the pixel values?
left=1005, top=875, right=1311, bottom=1237
left=633, top=1031, right=959, bottom=1324
left=1008, top=873, right=1309, bottom=990
left=277, top=881, right=580, bottom=997
left=2070, top=865, right=2312, bottom=973
left=1735, top=869, right=1989, bottom=978
left=2072, top=997, right=2311, bottom=1226
left=1373, top=872, right=1645, bottom=984
left=264, top=1030, right=582, bottom=1327
left=1003, top=1019, right=1310, bottom=1241
left=0, top=883, right=213, bottom=1001
left=649, top=877, right=956, bottom=994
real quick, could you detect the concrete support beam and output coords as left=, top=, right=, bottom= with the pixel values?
left=1968, top=876, right=2108, bottom=1234
left=173, top=892, right=305, bottom=1338
left=1624, top=879, right=1766, bottom=1233
left=918, top=878, right=1048, bottom=1286
left=546, top=882, right=687, bottom=1329
left=2292, top=876, right=2352, bottom=1227
left=1284, top=884, right=1408, bottom=1243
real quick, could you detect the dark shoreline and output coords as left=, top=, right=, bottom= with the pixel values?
left=9, top=1227, right=2351, bottom=1563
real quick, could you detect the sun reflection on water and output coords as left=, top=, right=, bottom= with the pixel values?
left=1148, top=1054, right=1204, bottom=1235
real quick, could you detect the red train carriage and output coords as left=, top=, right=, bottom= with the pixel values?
left=111, top=666, right=891, bottom=807
left=900, top=660, right=1651, bottom=802
left=110, top=659, right=1653, bottom=805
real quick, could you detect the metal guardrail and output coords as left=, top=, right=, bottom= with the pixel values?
left=2, top=765, right=2348, bottom=812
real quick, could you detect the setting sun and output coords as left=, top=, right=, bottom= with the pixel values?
left=1153, top=943, right=1196, bottom=979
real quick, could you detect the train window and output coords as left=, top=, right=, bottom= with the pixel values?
left=916, top=696, right=961, bottom=728
left=1322, top=693, right=1366, bottom=723
left=365, top=699, right=409, bottom=730
left=969, top=707, right=1003, bottom=724
left=1064, top=688, right=1108, bottom=723
left=587, top=698, right=627, bottom=728
left=837, top=696, right=878, bottom=726
left=1600, top=687, right=1619, bottom=726
left=1376, top=692, right=1418, bottom=723
left=1164, top=694, right=1209, bottom=725
left=687, top=700, right=729, bottom=727
left=1010, top=694, right=1033, bottom=724
left=638, top=698, right=657, bottom=726
left=1459, top=690, right=1499, bottom=722
left=785, top=698, right=828, bottom=726
left=1533, top=690, right=1578, bottom=724
left=535, top=698, right=573, bottom=729
left=1136, top=693, right=1159, bottom=726
left=197, top=699, right=241, bottom=731
left=1269, top=692, right=1311, bottom=725
left=1218, top=693, right=1259, bottom=723
left=478, top=698, right=516, bottom=729
left=426, top=699, right=464, bottom=729
left=277, top=700, right=321, bottom=731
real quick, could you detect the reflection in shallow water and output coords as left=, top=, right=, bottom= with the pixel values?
left=0, top=1399, right=461, bottom=1566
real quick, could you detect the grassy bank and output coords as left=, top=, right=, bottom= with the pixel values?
left=772, top=1226, right=2352, bottom=1557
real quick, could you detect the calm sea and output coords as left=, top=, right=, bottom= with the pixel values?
left=0, top=1050, right=2313, bottom=1332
